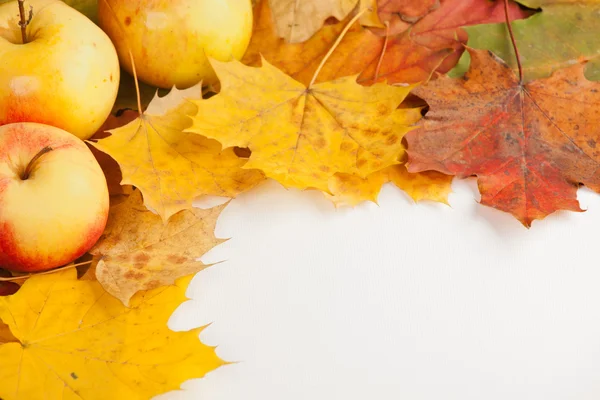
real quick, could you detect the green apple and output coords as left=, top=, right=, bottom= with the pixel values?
left=0, top=122, right=109, bottom=272
left=0, top=0, right=120, bottom=140
left=98, top=0, right=253, bottom=88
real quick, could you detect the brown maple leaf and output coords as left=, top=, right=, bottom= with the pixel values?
left=90, top=190, right=225, bottom=305
left=243, top=0, right=530, bottom=86
left=267, top=0, right=380, bottom=43
left=406, top=48, right=600, bottom=227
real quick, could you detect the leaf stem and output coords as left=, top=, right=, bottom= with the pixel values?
left=374, top=21, right=390, bottom=82
left=99, top=0, right=143, bottom=115
left=129, top=50, right=143, bottom=116
left=21, top=146, right=52, bottom=180
left=308, top=7, right=370, bottom=88
left=504, top=0, right=523, bottom=83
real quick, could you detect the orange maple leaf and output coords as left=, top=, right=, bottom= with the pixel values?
left=243, top=0, right=531, bottom=86
left=406, top=48, right=600, bottom=227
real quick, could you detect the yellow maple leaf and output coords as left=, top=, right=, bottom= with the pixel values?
left=90, top=83, right=265, bottom=222
left=0, top=269, right=223, bottom=400
left=387, top=165, right=452, bottom=205
left=269, top=0, right=381, bottom=43
left=90, top=190, right=225, bottom=306
left=188, top=58, right=421, bottom=193
left=328, top=165, right=452, bottom=206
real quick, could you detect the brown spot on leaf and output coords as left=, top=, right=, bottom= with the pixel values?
left=124, top=270, right=145, bottom=280
left=134, top=253, right=150, bottom=263
left=386, top=135, right=399, bottom=145
left=124, top=16, right=132, bottom=26
left=167, top=255, right=187, bottom=264
left=376, top=103, right=389, bottom=115
left=146, top=280, right=160, bottom=289
left=340, top=142, right=354, bottom=151
left=314, top=137, right=327, bottom=149
left=363, top=127, right=379, bottom=137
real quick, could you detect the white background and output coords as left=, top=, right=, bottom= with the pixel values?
left=160, top=178, right=600, bottom=400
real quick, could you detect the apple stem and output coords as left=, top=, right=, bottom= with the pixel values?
left=17, top=0, right=33, bottom=44
left=21, top=146, right=53, bottom=181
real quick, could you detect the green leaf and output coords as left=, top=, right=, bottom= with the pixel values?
left=63, top=0, right=98, bottom=21
left=450, top=0, right=600, bottom=82
left=0, top=0, right=98, bottom=21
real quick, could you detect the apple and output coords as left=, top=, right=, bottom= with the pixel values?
left=98, top=0, right=253, bottom=89
left=0, top=122, right=109, bottom=272
left=0, top=0, right=120, bottom=140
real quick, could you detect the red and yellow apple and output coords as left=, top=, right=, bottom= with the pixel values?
left=0, top=123, right=109, bottom=272
left=0, top=0, right=120, bottom=140
left=98, top=0, right=253, bottom=88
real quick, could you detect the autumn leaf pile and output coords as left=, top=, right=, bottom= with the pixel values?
left=2, top=0, right=600, bottom=398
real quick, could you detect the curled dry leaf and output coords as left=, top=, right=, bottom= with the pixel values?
left=188, top=58, right=420, bottom=192
left=90, top=83, right=264, bottom=222
left=0, top=269, right=223, bottom=400
left=407, top=48, right=600, bottom=227
left=90, top=190, right=224, bottom=306
left=244, top=0, right=531, bottom=86
left=327, top=165, right=452, bottom=206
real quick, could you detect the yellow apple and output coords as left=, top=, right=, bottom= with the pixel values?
left=0, top=0, right=120, bottom=140
left=0, top=123, right=109, bottom=272
left=98, top=0, right=253, bottom=88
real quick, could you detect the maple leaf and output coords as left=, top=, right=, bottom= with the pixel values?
left=89, top=190, right=224, bottom=305
left=0, top=269, right=223, bottom=400
left=188, top=58, right=420, bottom=192
left=268, top=0, right=380, bottom=43
left=243, top=0, right=530, bottom=86
left=406, top=48, right=600, bottom=227
left=328, top=166, right=452, bottom=206
left=91, top=84, right=264, bottom=222
left=453, top=0, right=600, bottom=83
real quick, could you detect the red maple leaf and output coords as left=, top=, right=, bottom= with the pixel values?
left=406, top=48, right=600, bottom=226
